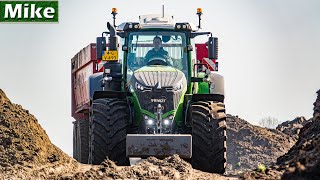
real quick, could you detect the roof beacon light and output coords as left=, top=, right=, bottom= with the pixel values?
left=197, top=8, right=202, bottom=14
left=111, top=8, right=118, bottom=27
left=196, top=8, right=203, bottom=29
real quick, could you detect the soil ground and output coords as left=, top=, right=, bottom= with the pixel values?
left=1, top=88, right=319, bottom=179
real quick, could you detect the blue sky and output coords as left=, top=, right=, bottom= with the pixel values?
left=1, top=0, right=319, bottom=155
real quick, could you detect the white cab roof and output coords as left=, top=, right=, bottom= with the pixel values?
left=139, top=14, right=175, bottom=29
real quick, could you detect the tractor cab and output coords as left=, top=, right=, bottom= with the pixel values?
left=117, top=15, right=194, bottom=83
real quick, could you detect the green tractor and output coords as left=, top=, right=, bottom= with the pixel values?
left=80, top=9, right=226, bottom=173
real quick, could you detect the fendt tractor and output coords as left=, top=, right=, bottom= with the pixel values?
left=72, top=8, right=227, bottom=173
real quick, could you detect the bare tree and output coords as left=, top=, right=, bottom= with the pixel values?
left=259, top=116, right=279, bottom=129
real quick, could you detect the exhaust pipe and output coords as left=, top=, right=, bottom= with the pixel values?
left=107, top=22, right=118, bottom=51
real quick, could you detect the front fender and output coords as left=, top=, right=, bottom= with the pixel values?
left=88, top=72, right=103, bottom=100
left=197, top=72, right=224, bottom=96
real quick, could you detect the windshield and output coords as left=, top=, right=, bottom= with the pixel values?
left=126, top=31, right=188, bottom=80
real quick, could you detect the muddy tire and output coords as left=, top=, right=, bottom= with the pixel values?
left=191, top=101, right=227, bottom=174
left=78, top=119, right=89, bottom=163
left=73, top=121, right=79, bottom=160
left=73, top=119, right=89, bottom=163
left=88, top=98, right=129, bottom=165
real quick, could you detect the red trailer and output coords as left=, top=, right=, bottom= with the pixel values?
left=71, top=43, right=98, bottom=120
left=71, top=43, right=100, bottom=162
left=195, top=43, right=217, bottom=71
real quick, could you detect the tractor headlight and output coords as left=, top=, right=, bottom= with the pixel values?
left=135, top=82, right=145, bottom=91
left=144, top=116, right=157, bottom=134
left=161, top=115, right=174, bottom=134
left=144, top=116, right=156, bottom=125
left=162, top=115, right=174, bottom=126
left=163, top=119, right=170, bottom=125
left=147, top=119, right=154, bottom=125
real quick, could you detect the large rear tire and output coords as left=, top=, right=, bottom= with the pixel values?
left=88, top=98, right=129, bottom=165
left=191, top=101, right=227, bottom=174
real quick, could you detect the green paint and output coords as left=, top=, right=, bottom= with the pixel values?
left=173, top=87, right=187, bottom=127
left=140, top=109, right=156, bottom=119
left=131, top=92, right=143, bottom=126
left=197, top=72, right=209, bottom=94
left=141, top=109, right=175, bottom=119
left=162, top=110, right=175, bottom=118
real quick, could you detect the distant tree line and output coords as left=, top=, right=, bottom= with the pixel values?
left=259, top=116, right=279, bottom=129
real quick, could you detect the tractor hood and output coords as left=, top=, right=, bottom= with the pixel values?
left=132, top=66, right=186, bottom=88
left=130, top=65, right=187, bottom=120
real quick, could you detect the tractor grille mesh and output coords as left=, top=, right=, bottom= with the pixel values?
left=136, top=71, right=178, bottom=87
left=133, top=70, right=184, bottom=114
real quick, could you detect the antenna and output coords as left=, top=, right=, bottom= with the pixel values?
left=162, top=4, right=164, bottom=17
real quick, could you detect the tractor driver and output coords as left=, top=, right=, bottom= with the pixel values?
left=144, top=36, right=172, bottom=65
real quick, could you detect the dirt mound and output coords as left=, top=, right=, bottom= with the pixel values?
left=276, top=116, right=309, bottom=140
left=48, top=155, right=228, bottom=179
left=0, top=89, right=70, bottom=170
left=226, top=115, right=296, bottom=173
left=3, top=155, right=229, bottom=179
left=276, top=90, right=320, bottom=179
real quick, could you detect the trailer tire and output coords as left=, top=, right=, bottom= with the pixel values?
left=89, top=98, right=129, bottom=165
left=73, top=121, right=79, bottom=160
left=78, top=119, right=89, bottom=163
left=191, top=101, right=227, bottom=174
left=73, top=119, right=89, bottom=163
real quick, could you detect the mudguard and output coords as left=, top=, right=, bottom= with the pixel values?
left=88, top=72, right=103, bottom=100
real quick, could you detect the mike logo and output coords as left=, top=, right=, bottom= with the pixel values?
left=0, top=1, right=59, bottom=23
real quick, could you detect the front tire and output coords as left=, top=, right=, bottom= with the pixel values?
left=88, top=98, right=129, bottom=165
left=191, top=101, right=227, bottom=174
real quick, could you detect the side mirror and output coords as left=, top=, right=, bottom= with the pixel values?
left=208, top=37, right=218, bottom=59
left=96, top=37, right=106, bottom=60
left=187, top=45, right=193, bottom=51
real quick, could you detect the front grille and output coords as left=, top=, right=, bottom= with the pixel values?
left=136, top=88, right=182, bottom=114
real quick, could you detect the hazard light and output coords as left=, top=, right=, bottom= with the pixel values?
left=197, top=8, right=202, bottom=14
left=112, top=8, right=117, bottom=13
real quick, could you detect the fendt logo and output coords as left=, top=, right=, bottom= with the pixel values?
left=151, top=97, right=167, bottom=103
left=0, top=1, right=58, bottom=23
